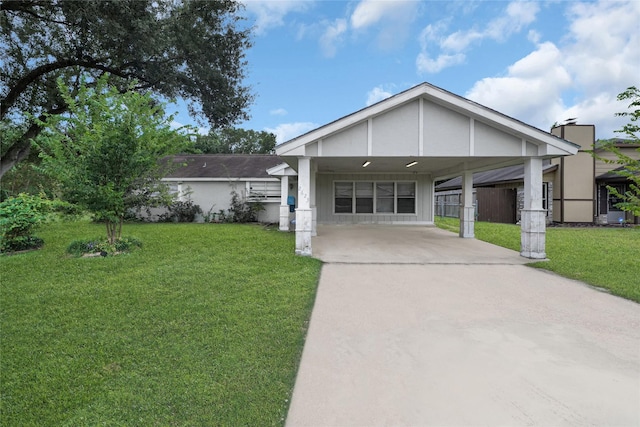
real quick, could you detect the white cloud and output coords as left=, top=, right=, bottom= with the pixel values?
left=266, top=122, right=318, bottom=144
left=417, top=1, right=540, bottom=75
left=350, top=0, right=400, bottom=29
left=416, top=52, right=465, bottom=74
left=350, top=0, right=418, bottom=51
left=366, top=85, right=394, bottom=106
left=466, top=0, right=640, bottom=138
left=242, top=0, right=312, bottom=35
left=319, top=18, right=347, bottom=58
left=466, top=42, right=572, bottom=130
left=270, top=108, right=288, bottom=116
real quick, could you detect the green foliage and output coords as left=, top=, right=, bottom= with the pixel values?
left=1, top=0, right=253, bottom=176
left=595, top=86, right=640, bottom=216
left=34, top=75, right=190, bottom=243
left=192, top=128, right=277, bottom=154
left=158, top=200, right=203, bottom=223
left=66, top=236, right=142, bottom=257
left=226, top=190, right=265, bottom=222
left=0, top=193, right=52, bottom=252
left=1, top=221, right=321, bottom=425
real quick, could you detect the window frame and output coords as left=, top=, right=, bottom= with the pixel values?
left=333, top=180, right=417, bottom=215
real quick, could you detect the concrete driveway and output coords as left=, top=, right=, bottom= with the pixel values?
left=286, top=225, right=640, bottom=426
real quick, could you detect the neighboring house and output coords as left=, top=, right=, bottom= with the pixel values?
left=272, top=82, right=579, bottom=258
left=593, top=139, right=640, bottom=225
left=434, top=124, right=639, bottom=225
left=159, top=154, right=286, bottom=223
left=435, top=162, right=557, bottom=224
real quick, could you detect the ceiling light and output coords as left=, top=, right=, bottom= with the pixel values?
left=362, top=161, right=371, bottom=168
left=405, top=161, right=418, bottom=168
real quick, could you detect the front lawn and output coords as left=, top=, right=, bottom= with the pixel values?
left=0, top=221, right=321, bottom=425
left=435, top=216, right=640, bottom=302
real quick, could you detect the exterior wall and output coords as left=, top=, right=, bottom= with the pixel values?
left=550, top=125, right=595, bottom=223
left=595, top=147, right=640, bottom=176
left=162, top=180, right=281, bottom=223
left=316, top=173, right=433, bottom=224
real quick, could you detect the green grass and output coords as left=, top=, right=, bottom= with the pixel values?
left=435, top=216, right=640, bottom=302
left=1, top=221, right=322, bottom=426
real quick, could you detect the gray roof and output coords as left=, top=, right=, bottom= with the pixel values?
left=164, top=154, right=283, bottom=179
left=436, top=163, right=558, bottom=191
left=596, top=166, right=638, bottom=181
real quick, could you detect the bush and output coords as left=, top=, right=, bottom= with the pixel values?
left=67, top=236, right=142, bottom=257
left=158, top=200, right=202, bottom=223
left=226, top=191, right=264, bottom=223
left=0, top=194, right=49, bottom=253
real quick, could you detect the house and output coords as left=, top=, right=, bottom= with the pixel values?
left=434, top=162, right=558, bottom=224
left=434, top=125, right=639, bottom=225
left=272, top=82, right=579, bottom=258
left=159, top=154, right=286, bottom=223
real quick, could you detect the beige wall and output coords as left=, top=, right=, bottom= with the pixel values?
left=550, top=124, right=595, bottom=222
left=594, top=146, right=640, bottom=176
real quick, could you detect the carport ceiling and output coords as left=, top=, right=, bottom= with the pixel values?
left=290, top=156, right=530, bottom=179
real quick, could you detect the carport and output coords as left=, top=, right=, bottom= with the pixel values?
left=273, top=82, right=579, bottom=259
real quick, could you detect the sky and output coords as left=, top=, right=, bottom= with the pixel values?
left=171, top=0, right=640, bottom=143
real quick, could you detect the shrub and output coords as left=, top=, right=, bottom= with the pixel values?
left=158, top=200, right=202, bottom=223
left=0, top=194, right=50, bottom=252
left=226, top=191, right=264, bottom=223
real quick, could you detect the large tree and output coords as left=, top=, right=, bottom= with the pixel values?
left=34, top=75, right=190, bottom=244
left=193, top=128, right=277, bottom=154
left=1, top=0, right=253, bottom=177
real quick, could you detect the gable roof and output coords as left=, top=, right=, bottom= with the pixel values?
left=276, top=81, right=579, bottom=157
left=164, top=154, right=282, bottom=179
left=435, top=163, right=559, bottom=191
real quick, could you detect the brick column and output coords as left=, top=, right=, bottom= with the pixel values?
left=295, top=157, right=312, bottom=256
left=279, top=175, right=290, bottom=231
left=521, top=158, right=546, bottom=259
left=459, top=170, right=475, bottom=238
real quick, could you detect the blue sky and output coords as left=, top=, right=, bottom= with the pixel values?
left=171, top=0, right=640, bottom=143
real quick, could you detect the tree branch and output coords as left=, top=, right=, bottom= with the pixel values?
left=0, top=105, right=67, bottom=177
left=1, top=59, right=149, bottom=120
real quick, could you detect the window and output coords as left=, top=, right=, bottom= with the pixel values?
left=397, top=182, right=416, bottom=213
left=355, top=182, right=373, bottom=213
left=376, top=182, right=394, bottom=213
left=542, top=182, right=548, bottom=211
left=247, top=181, right=280, bottom=201
left=335, top=182, right=353, bottom=213
left=334, top=181, right=416, bottom=214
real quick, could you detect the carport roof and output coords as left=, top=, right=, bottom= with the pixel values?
left=276, top=82, right=579, bottom=160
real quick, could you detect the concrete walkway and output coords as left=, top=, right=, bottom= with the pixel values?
left=286, top=225, right=640, bottom=426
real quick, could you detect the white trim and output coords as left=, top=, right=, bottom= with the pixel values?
left=318, top=139, right=323, bottom=156
left=162, top=177, right=279, bottom=182
left=521, top=139, right=527, bottom=156
left=469, top=118, right=475, bottom=156
left=367, top=118, right=373, bottom=156
left=419, top=98, right=424, bottom=156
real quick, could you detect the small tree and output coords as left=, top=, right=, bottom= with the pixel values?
left=596, top=87, right=640, bottom=216
left=34, top=75, right=190, bottom=244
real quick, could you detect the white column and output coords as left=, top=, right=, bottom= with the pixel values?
left=459, top=170, right=475, bottom=238
left=310, top=160, right=317, bottom=237
left=279, top=175, right=290, bottom=232
left=295, top=157, right=312, bottom=256
left=521, top=158, right=546, bottom=259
